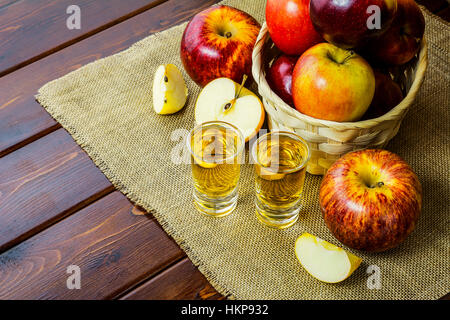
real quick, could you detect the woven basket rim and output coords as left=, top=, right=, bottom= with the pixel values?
left=252, top=22, right=428, bottom=131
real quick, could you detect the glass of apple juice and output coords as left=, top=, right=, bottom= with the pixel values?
left=251, top=131, right=310, bottom=229
left=186, top=121, right=245, bottom=217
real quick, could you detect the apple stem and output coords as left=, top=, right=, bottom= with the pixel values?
left=236, top=75, right=248, bottom=99
left=342, top=51, right=355, bottom=64
left=223, top=75, right=248, bottom=113
left=369, top=181, right=385, bottom=188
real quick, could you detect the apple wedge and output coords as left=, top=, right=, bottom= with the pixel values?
left=195, top=77, right=265, bottom=142
left=295, top=233, right=362, bottom=283
left=153, top=64, right=188, bottom=115
left=255, top=165, right=285, bottom=181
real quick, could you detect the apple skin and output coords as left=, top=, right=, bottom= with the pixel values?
left=267, top=55, right=298, bottom=107
left=320, top=149, right=422, bottom=252
left=310, top=0, right=397, bottom=49
left=362, top=0, right=425, bottom=65
left=292, top=43, right=375, bottom=122
left=266, top=0, right=323, bottom=55
left=362, top=71, right=404, bottom=119
left=180, top=5, right=260, bottom=87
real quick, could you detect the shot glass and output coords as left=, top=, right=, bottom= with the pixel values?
left=187, top=121, right=245, bottom=217
left=251, top=131, right=310, bottom=229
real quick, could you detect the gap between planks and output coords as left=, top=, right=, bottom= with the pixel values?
left=0, top=0, right=169, bottom=78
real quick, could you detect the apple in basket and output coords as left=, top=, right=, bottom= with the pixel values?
left=266, top=0, right=323, bottom=56
left=320, top=149, right=422, bottom=252
left=362, top=0, right=425, bottom=66
left=362, top=70, right=404, bottom=120
left=266, top=54, right=298, bottom=107
left=309, top=0, right=398, bottom=49
left=180, top=5, right=261, bottom=87
left=292, top=43, right=375, bottom=122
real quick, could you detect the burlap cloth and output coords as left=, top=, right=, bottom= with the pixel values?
left=36, top=0, right=449, bottom=299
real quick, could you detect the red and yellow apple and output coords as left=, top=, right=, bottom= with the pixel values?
left=310, top=0, right=397, bottom=49
left=292, top=43, right=375, bottom=122
left=180, top=5, right=260, bottom=87
left=266, top=0, right=323, bottom=55
left=320, top=149, right=422, bottom=252
left=362, top=71, right=404, bottom=119
left=266, top=54, right=298, bottom=107
left=362, top=0, right=425, bottom=65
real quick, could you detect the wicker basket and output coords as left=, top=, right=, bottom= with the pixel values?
left=252, top=22, right=428, bottom=175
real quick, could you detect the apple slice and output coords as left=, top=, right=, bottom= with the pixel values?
left=255, top=165, right=285, bottom=181
left=195, top=77, right=265, bottom=142
left=295, top=233, right=362, bottom=283
left=153, top=64, right=188, bottom=115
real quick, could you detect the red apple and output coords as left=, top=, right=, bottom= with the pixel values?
left=320, top=149, right=422, bottom=252
left=267, top=55, right=298, bottom=106
left=310, top=0, right=398, bottom=49
left=292, top=43, right=375, bottom=122
left=363, top=0, right=425, bottom=65
left=266, top=0, right=323, bottom=55
left=180, top=5, right=261, bottom=87
left=362, top=71, right=404, bottom=119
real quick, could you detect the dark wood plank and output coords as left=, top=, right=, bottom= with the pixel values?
left=0, top=128, right=113, bottom=252
left=0, top=0, right=19, bottom=10
left=121, top=258, right=224, bottom=300
left=0, top=0, right=220, bottom=158
left=0, top=0, right=167, bottom=77
left=0, top=191, right=184, bottom=299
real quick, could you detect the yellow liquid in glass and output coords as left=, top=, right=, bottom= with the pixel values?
left=255, top=135, right=307, bottom=209
left=191, top=126, right=241, bottom=198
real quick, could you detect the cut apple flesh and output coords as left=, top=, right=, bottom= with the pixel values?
left=255, top=165, right=285, bottom=181
left=153, top=64, right=188, bottom=115
left=195, top=77, right=265, bottom=141
left=295, top=233, right=362, bottom=283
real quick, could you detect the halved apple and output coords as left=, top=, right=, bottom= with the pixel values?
left=153, top=64, right=188, bottom=115
left=295, top=233, right=362, bottom=283
left=195, top=77, right=265, bottom=142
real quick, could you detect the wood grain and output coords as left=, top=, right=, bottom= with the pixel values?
left=0, top=0, right=19, bottom=10
left=0, top=0, right=220, bottom=158
left=0, top=128, right=113, bottom=252
left=0, top=0, right=167, bottom=77
left=0, top=191, right=184, bottom=299
left=120, top=258, right=224, bottom=300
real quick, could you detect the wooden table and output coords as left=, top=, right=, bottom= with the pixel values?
left=0, top=0, right=448, bottom=300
